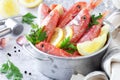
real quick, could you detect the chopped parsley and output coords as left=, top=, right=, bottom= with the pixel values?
left=60, top=37, right=77, bottom=54
left=22, top=13, right=36, bottom=24
left=26, top=24, right=47, bottom=45
left=0, top=60, right=23, bottom=80
left=89, top=13, right=103, bottom=28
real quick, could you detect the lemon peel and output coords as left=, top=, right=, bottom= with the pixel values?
left=19, top=0, right=43, bottom=8
left=77, top=25, right=109, bottom=56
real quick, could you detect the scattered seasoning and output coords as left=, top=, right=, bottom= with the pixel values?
left=14, top=46, right=16, bottom=49
left=7, top=53, right=11, bottom=57
left=18, top=50, right=20, bottom=52
left=24, top=71, right=27, bottom=74
left=14, top=50, right=17, bottom=53
left=29, top=73, right=32, bottom=75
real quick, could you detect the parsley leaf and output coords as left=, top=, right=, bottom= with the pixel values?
left=89, top=13, right=103, bottom=28
left=60, top=37, right=70, bottom=49
left=60, top=37, right=77, bottom=54
left=26, top=24, right=47, bottom=45
left=0, top=60, right=23, bottom=80
left=31, top=23, right=39, bottom=29
left=22, top=13, right=36, bottom=24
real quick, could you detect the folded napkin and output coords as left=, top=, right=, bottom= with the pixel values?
left=102, top=26, right=120, bottom=80
left=102, top=11, right=120, bottom=80
left=71, top=11, right=120, bottom=80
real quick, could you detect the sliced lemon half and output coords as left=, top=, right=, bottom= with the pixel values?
left=0, top=0, right=19, bottom=18
left=63, top=27, right=73, bottom=39
left=77, top=25, right=109, bottom=56
left=19, top=0, right=43, bottom=8
left=50, top=28, right=64, bottom=47
left=56, top=27, right=73, bottom=48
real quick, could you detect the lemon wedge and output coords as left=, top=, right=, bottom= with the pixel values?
left=63, top=27, right=73, bottom=39
left=77, top=25, right=109, bottom=56
left=0, top=0, right=19, bottom=18
left=50, top=28, right=64, bottom=47
left=19, top=0, right=43, bottom=8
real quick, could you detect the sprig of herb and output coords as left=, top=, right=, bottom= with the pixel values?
left=0, top=60, right=23, bottom=80
left=26, top=24, right=47, bottom=45
left=89, top=13, right=103, bottom=27
left=60, top=37, right=77, bottom=54
left=22, top=13, right=36, bottom=24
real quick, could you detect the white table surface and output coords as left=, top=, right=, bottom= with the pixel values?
left=0, top=0, right=115, bottom=80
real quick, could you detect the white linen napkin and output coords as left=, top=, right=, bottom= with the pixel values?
left=102, top=11, right=120, bottom=80
left=84, top=71, right=108, bottom=80
left=111, top=62, right=120, bottom=80
left=102, top=28, right=120, bottom=80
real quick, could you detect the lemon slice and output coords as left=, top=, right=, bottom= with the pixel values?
left=19, top=0, right=43, bottom=8
left=0, top=0, right=19, bottom=18
left=56, top=27, right=73, bottom=47
left=50, top=28, right=64, bottom=47
left=77, top=25, right=109, bottom=56
left=63, top=27, right=73, bottom=39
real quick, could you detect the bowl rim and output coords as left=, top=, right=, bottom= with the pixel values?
left=30, top=33, right=111, bottom=60
left=28, top=20, right=113, bottom=60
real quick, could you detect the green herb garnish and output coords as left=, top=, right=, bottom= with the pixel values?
left=89, top=13, right=103, bottom=27
left=60, top=37, right=77, bottom=54
left=26, top=24, right=47, bottom=45
left=22, top=13, right=36, bottom=24
left=0, top=60, right=23, bottom=80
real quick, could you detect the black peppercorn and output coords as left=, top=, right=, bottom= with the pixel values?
left=24, top=71, right=27, bottom=74
left=7, top=53, right=11, bottom=57
left=18, top=50, right=20, bottom=52
left=14, top=46, right=16, bottom=49
left=14, top=50, right=16, bottom=53
left=29, top=73, right=32, bottom=75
